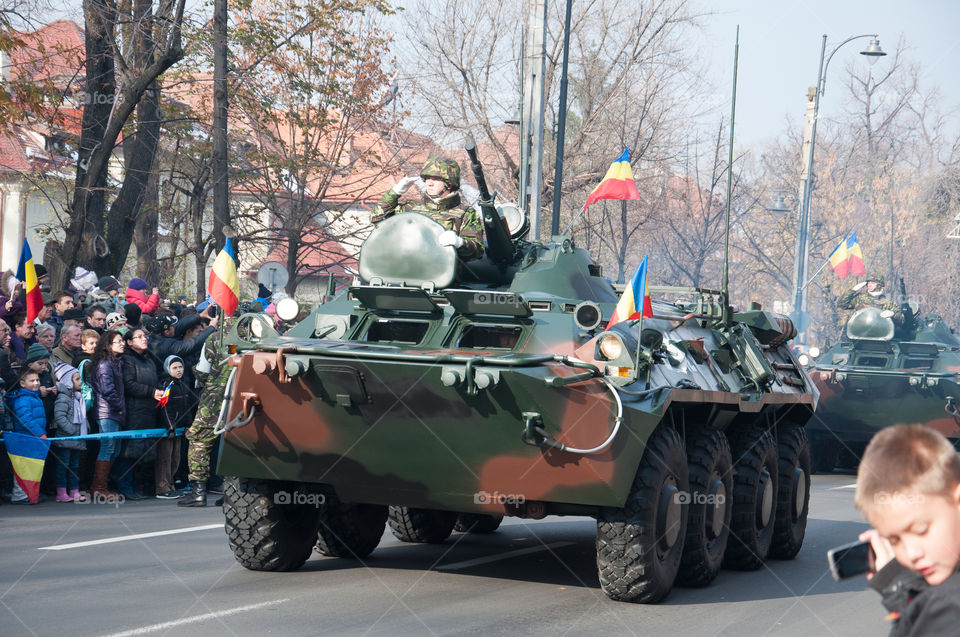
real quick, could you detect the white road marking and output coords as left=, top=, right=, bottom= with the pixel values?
left=436, top=541, right=574, bottom=570
left=828, top=483, right=858, bottom=490
left=101, top=599, right=289, bottom=636
left=38, top=523, right=224, bottom=550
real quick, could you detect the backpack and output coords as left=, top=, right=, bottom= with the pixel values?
left=76, top=359, right=95, bottom=411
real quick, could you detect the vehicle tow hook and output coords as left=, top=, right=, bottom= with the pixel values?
left=220, top=392, right=260, bottom=434
left=520, top=411, right=545, bottom=447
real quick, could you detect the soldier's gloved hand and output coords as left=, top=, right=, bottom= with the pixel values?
left=880, top=309, right=895, bottom=319
left=438, top=230, right=464, bottom=249
left=392, top=176, right=418, bottom=194
left=852, top=281, right=867, bottom=292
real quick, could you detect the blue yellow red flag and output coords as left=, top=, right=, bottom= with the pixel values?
left=157, top=381, right=173, bottom=408
left=607, top=255, right=653, bottom=330
left=584, top=148, right=641, bottom=210
left=15, top=239, right=43, bottom=323
left=208, top=237, right=240, bottom=316
left=4, top=431, right=50, bottom=503
left=828, top=230, right=866, bottom=279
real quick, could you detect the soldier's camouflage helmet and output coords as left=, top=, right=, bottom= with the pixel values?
left=866, top=271, right=885, bottom=286
left=420, top=157, right=460, bottom=190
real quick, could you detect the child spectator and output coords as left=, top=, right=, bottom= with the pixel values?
left=855, top=424, right=960, bottom=635
left=25, top=343, right=56, bottom=428
left=6, top=369, right=47, bottom=504
left=155, top=355, right=192, bottom=499
left=81, top=329, right=99, bottom=357
left=125, top=278, right=160, bottom=314
left=52, top=363, right=88, bottom=502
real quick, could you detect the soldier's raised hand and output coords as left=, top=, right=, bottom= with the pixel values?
left=392, top=176, right=418, bottom=195
left=852, top=281, right=867, bottom=292
left=438, top=230, right=464, bottom=249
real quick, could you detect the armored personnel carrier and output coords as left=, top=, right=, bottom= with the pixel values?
left=806, top=305, right=960, bottom=472
left=215, top=145, right=817, bottom=603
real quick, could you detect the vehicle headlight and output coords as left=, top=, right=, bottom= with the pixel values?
left=598, top=333, right=624, bottom=360
left=276, top=297, right=300, bottom=322
left=798, top=353, right=810, bottom=366
left=808, top=346, right=821, bottom=359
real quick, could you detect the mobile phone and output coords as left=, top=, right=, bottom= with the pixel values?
left=827, top=539, right=876, bottom=581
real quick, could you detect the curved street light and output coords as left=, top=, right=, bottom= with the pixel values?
left=792, top=34, right=886, bottom=344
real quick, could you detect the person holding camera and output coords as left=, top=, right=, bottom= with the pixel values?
left=854, top=425, right=960, bottom=636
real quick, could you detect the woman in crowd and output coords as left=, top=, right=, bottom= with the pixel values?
left=89, top=329, right=125, bottom=499
left=117, top=328, right=160, bottom=499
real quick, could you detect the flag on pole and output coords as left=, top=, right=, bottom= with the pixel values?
left=208, top=237, right=240, bottom=316
left=828, top=230, right=866, bottom=279
left=607, top=255, right=653, bottom=330
left=15, top=239, right=43, bottom=323
left=4, top=431, right=50, bottom=503
left=584, top=148, right=640, bottom=210
left=156, top=381, right=173, bottom=408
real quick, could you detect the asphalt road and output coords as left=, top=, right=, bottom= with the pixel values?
left=0, top=473, right=888, bottom=637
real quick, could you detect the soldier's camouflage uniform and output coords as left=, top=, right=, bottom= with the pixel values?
left=371, top=157, right=485, bottom=261
left=837, top=288, right=904, bottom=328
left=185, top=338, right=230, bottom=482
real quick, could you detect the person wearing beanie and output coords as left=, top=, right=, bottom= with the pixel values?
left=155, top=354, right=193, bottom=499
left=25, top=342, right=57, bottom=425
left=52, top=362, right=88, bottom=502
left=62, top=308, right=85, bottom=328
left=6, top=368, right=48, bottom=503
left=254, top=284, right=272, bottom=310
left=123, top=302, right=143, bottom=328
left=105, top=312, right=127, bottom=332
left=124, top=278, right=160, bottom=314
left=93, top=276, right=124, bottom=313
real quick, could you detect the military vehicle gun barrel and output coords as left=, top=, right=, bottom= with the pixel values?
left=465, top=139, right=513, bottom=264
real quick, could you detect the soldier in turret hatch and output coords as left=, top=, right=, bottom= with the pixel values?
left=371, top=157, right=485, bottom=262
left=837, top=272, right=904, bottom=327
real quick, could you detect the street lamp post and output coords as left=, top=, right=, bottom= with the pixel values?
left=792, top=34, right=885, bottom=344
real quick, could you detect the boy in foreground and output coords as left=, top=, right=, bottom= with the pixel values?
left=855, top=424, right=960, bottom=636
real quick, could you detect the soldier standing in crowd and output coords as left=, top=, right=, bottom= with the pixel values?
left=371, top=157, right=485, bottom=262
left=178, top=331, right=230, bottom=507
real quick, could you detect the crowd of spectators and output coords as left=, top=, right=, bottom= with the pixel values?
left=0, top=266, right=239, bottom=506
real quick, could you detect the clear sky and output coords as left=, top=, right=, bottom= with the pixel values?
left=698, top=0, right=960, bottom=147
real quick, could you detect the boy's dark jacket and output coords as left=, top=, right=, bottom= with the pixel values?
left=157, top=375, right=193, bottom=431
left=870, top=560, right=960, bottom=636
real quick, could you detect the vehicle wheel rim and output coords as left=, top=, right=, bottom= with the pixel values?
left=757, top=468, right=773, bottom=528
left=708, top=475, right=726, bottom=539
left=657, top=478, right=682, bottom=551
left=793, top=467, right=806, bottom=519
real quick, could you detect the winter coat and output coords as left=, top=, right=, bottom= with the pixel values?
left=158, top=376, right=194, bottom=431
left=6, top=387, right=46, bottom=437
left=870, top=560, right=960, bottom=636
left=0, top=348, right=17, bottom=391
left=53, top=381, right=87, bottom=450
left=124, top=287, right=159, bottom=315
left=0, top=295, right=24, bottom=323
left=120, top=348, right=159, bottom=460
left=94, top=356, right=125, bottom=422
left=149, top=327, right=215, bottom=388
left=85, top=290, right=123, bottom=314
left=37, top=367, right=56, bottom=431
left=51, top=344, right=78, bottom=367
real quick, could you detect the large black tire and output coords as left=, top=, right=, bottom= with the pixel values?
left=223, top=476, right=320, bottom=571
left=723, top=427, right=778, bottom=571
left=316, top=497, right=388, bottom=559
left=771, top=425, right=811, bottom=559
left=454, top=513, right=503, bottom=534
left=676, top=429, right=732, bottom=587
left=388, top=506, right=457, bottom=543
left=810, top=437, right=838, bottom=474
left=596, top=426, right=688, bottom=603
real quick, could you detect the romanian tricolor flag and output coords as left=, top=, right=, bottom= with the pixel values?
left=15, top=239, right=43, bottom=323
left=584, top=148, right=641, bottom=210
left=208, top=237, right=239, bottom=316
left=157, top=381, right=173, bottom=408
left=828, top=230, right=866, bottom=279
left=4, top=430, right=50, bottom=504
left=607, top=255, right=653, bottom=330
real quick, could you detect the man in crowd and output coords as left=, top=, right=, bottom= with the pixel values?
left=52, top=324, right=82, bottom=367
left=85, top=305, right=107, bottom=333
left=9, top=313, right=35, bottom=362
left=62, top=308, right=85, bottom=330
left=49, top=290, right=75, bottom=337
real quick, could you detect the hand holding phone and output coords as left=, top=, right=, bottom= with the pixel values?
left=827, top=539, right=876, bottom=580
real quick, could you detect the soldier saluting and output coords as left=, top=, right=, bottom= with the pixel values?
left=371, top=157, right=485, bottom=261
left=837, top=272, right=904, bottom=327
